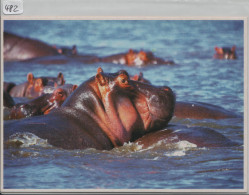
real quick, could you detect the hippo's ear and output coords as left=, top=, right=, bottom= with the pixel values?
left=72, top=85, right=78, bottom=91
left=231, top=45, right=236, bottom=52
left=95, top=72, right=106, bottom=86
left=128, top=49, right=134, bottom=54
left=97, top=67, right=103, bottom=74
left=215, top=47, right=223, bottom=54
left=27, top=73, right=34, bottom=84
left=57, top=72, right=65, bottom=85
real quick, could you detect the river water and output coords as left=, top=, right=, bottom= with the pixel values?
left=3, top=20, right=245, bottom=190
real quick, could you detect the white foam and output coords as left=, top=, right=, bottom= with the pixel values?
left=9, top=132, right=51, bottom=148
left=165, top=140, right=197, bottom=157
left=122, top=141, right=144, bottom=152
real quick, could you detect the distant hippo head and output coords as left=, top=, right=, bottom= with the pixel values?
left=214, top=46, right=237, bottom=60
left=25, top=72, right=65, bottom=98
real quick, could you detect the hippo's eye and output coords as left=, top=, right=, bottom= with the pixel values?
left=121, top=79, right=126, bottom=83
left=57, top=91, right=63, bottom=96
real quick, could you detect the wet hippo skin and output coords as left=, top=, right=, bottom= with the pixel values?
left=4, top=32, right=60, bottom=61
left=174, top=101, right=239, bottom=120
left=134, top=125, right=238, bottom=149
left=4, top=68, right=175, bottom=150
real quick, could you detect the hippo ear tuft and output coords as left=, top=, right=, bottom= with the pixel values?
left=97, top=67, right=103, bottom=74
left=27, top=73, right=34, bottom=84
left=95, top=73, right=106, bottom=86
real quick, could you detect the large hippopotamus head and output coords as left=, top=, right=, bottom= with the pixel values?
left=63, top=67, right=175, bottom=146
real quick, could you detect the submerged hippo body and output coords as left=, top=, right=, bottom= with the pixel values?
left=4, top=32, right=60, bottom=61
left=135, top=125, right=239, bottom=149
left=174, top=101, right=239, bottom=119
left=5, top=68, right=175, bottom=150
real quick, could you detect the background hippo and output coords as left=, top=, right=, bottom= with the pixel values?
left=4, top=32, right=60, bottom=61
left=8, top=72, right=65, bottom=98
left=213, top=46, right=237, bottom=59
left=101, top=49, right=175, bottom=66
left=135, top=125, right=238, bottom=149
left=4, top=68, right=175, bottom=150
left=7, top=88, right=69, bottom=120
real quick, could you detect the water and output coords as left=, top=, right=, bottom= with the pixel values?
left=3, top=20, right=244, bottom=190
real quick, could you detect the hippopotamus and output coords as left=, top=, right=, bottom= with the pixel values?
left=174, top=101, right=238, bottom=119
left=4, top=32, right=60, bottom=61
left=4, top=67, right=175, bottom=150
left=42, top=84, right=78, bottom=95
left=56, top=45, right=77, bottom=56
left=213, top=46, right=237, bottom=60
left=130, top=72, right=239, bottom=120
left=101, top=49, right=175, bottom=66
left=134, top=125, right=238, bottom=149
left=130, top=72, right=151, bottom=84
left=8, top=88, right=69, bottom=120
left=8, top=72, right=65, bottom=98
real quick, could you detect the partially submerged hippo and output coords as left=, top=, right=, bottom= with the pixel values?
left=4, top=68, right=175, bottom=150
left=135, top=125, right=238, bottom=149
left=213, top=46, right=237, bottom=60
left=174, top=101, right=238, bottom=119
left=101, top=49, right=175, bottom=66
left=8, top=88, right=69, bottom=120
left=7, top=72, right=65, bottom=98
left=4, top=32, right=60, bottom=61
left=56, top=45, right=77, bottom=56
left=4, top=32, right=79, bottom=62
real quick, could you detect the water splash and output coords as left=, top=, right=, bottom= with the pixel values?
left=8, top=132, right=52, bottom=148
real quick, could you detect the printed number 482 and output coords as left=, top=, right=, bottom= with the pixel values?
left=5, top=5, right=19, bottom=12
